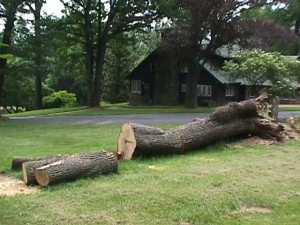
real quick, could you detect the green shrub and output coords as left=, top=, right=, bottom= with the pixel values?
left=43, top=90, right=77, bottom=108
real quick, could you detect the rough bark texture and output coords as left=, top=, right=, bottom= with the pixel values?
left=34, top=151, right=118, bottom=186
left=22, top=157, right=68, bottom=185
left=12, top=155, right=65, bottom=170
left=117, top=94, right=284, bottom=160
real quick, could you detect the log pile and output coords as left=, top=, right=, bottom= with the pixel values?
left=13, top=151, right=118, bottom=186
left=11, top=93, right=292, bottom=186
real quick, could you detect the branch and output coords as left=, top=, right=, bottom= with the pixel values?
left=26, top=2, right=35, bottom=13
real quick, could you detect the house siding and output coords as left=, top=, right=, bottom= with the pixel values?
left=127, top=50, right=248, bottom=106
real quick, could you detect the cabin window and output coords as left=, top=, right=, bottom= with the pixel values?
left=247, top=88, right=257, bottom=98
left=180, top=65, right=189, bottom=73
left=197, top=85, right=212, bottom=97
left=131, top=80, right=141, bottom=93
left=225, top=85, right=236, bottom=96
left=181, top=84, right=186, bottom=92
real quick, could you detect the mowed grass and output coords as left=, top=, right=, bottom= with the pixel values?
left=0, top=123, right=299, bottom=225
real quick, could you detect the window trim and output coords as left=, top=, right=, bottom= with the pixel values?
left=225, top=85, right=236, bottom=97
left=197, top=85, right=212, bottom=97
left=131, top=80, right=141, bottom=93
left=181, top=84, right=186, bottom=93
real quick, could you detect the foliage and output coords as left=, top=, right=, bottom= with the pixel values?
left=158, top=0, right=300, bottom=108
left=102, top=34, right=131, bottom=103
left=42, top=90, right=77, bottom=108
left=2, top=57, right=35, bottom=113
left=222, top=49, right=300, bottom=97
left=0, top=0, right=26, bottom=109
left=25, top=0, right=46, bottom=109
left=103, top=31, right=159, bottom=104
left=60, top=0, right=163, bottom=107
left=159, top=0, right=269, bottom=108
left=0, top=44, right=13, bottom=59
left=240, top=1, right=300, bottom=54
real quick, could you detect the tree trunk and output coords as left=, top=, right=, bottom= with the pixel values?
left=154, top=49, right=179, bottom=104
left=93, top=41, right=106, bottom=107
left=117, top=94, right=284, bottom=160
left=34, top=151, right=118, bottom=186
left=185, top=57, right=199, bottom=108
left=12, top=155, right=65, bottom=170
left=83, top=0, right=94, bottom=107
left=93, top=6, right=115, bottom=107
left=271, top=95, right=280, bottom=122
left=0, top=1, right=20, bottom=107
left=32, top=0, right=44, bottom=109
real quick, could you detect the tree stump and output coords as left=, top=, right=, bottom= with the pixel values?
left=117, top=94, right=284, bottom=160
left=34, top=151, right=118, bottom=186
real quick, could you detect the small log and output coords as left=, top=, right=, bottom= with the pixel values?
left=117, top=94, right=284, bottom=160
left=12, top=155, right=64, bottom=170
left=34, top=151, right=118, bottom=186
left=22, top=156, right=68, bottom=185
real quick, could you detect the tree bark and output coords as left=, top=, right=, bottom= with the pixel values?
left=271, top=95, right=280, bottom=122
left=34, top=1, right=43, bottom=109
left=12, top=155, right=65, bottom=170
left=22, top=156, right=68, bottom=185
left=25, top=0, right=44, bottom=109
left=83, top=0, right=94, bottom=107
left=34, top=151, right=118, bottom=186
left=117, top=94, right=284, bottom=160
left=93, top=5, right=115, bottom=107
left=185, top=55, right=199, bottom=108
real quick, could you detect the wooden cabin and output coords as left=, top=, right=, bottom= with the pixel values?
left=127, top=46, right=297, bottom=106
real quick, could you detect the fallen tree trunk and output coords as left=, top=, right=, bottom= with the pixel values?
left=34, top=151, right=118, bottom=186
left=12, top=155, right=65, bottom=170
left=117, top=94, right=284, bottom=160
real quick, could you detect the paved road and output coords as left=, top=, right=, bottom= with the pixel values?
left=5, top=111, right=300, bottom=125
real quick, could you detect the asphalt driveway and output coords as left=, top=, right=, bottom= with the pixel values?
left=5, top=111, right=300, bottom=125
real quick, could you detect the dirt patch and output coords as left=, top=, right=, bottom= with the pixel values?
left=0, top=174, right=40, bottom=196
left=283, top=123, right=300, bottom=140
left=239, top=205, right=273, bottom=213
left=231, top=124, right=300, bottom=146
left=234, top=136, right=278, bottom=145
left=178, top=220, right=193, bottom=225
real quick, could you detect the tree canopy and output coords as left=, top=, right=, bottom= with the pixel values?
left=223, top=49, right=300, bottom=96
left=0, top=0, right=299, bottom=113
left=222, top=49, right=300, bottom=119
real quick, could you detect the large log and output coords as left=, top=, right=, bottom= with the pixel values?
left=117, top=94, right=284, bottom=160
left=34, top=151, right=118, bottom=186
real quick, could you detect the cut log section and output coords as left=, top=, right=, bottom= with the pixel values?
left=22, top=156, right=68, bottom=185
left=117, top=94, right=284, bottom=160
left=34, top=151, right=118, bottom=186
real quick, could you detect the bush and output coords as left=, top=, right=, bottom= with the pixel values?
left=43, top=90, right=77, bottom=108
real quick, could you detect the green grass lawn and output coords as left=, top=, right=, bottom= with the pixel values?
left=0, top=123, right=299, bottom=225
